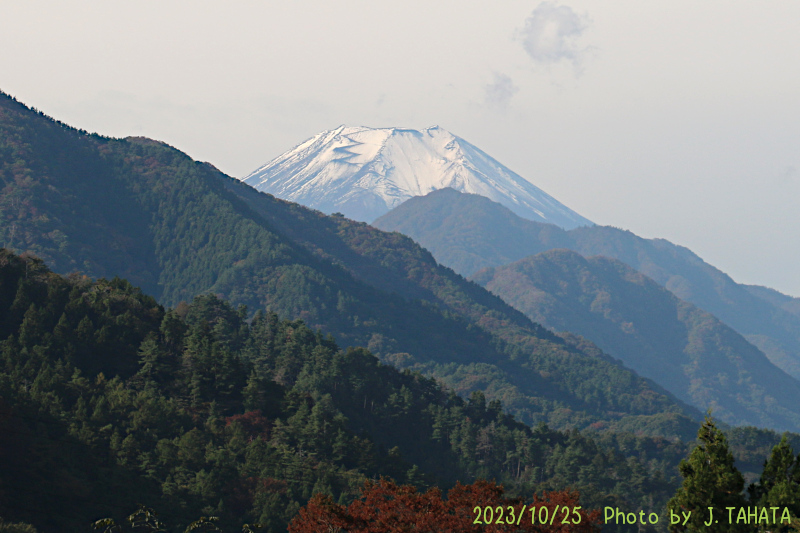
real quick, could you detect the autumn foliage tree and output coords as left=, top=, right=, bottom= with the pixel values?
left=288, top=479, right=600, bottom=533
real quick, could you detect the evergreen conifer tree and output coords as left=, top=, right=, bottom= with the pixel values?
left=748, top=434, right=800, bottom=532
left=667, top=415, right=749, bottom=532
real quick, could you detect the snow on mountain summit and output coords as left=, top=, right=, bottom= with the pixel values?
left=240, top=125, right=593, bottom=228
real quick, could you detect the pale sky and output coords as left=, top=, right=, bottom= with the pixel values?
left=2, top=1, right=799, bottom=295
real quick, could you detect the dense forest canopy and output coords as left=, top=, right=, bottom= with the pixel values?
left=1, top=249, right=799, bottom=532
left=0, top=248, right=688, bottom=531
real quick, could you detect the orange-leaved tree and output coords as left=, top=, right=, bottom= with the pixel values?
left=288, top=479, right=600, bottom=533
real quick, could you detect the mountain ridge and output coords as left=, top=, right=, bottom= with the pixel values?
left=373, top=188, right=800, bottom=381
left=241, top=125, right=593, bottom=228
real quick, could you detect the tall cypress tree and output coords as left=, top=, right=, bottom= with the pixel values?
left=667, top=415, right=750, bottom=532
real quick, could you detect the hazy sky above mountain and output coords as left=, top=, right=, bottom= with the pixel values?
left=2, top=1, right=799, bottom=295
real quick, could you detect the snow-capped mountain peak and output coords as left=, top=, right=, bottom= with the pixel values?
left=240, top=125, right=592, bottom=229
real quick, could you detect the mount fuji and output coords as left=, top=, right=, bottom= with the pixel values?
left=241, top=125, right=593, bottom=228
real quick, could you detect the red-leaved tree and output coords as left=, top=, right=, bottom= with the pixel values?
left=289, top=479, right=601, bottom=533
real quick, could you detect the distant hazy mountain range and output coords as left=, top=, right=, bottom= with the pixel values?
left=240, top=122, right=800, bottom=430
left=373, top=189, right=800, bottom=384
left=0, top=91, right=696, bottom=436
left=472, top=249, right=800, bottom=429
left=241, top=125, right=593, bottom=229
left=374, top=190, right=800, bottom=428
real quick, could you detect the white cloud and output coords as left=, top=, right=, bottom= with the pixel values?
left=484, top=73, right=519, bottom=109
left=519, top=2, right=590, bottom=67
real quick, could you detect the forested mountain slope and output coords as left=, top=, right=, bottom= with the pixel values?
left=0, top=248, right=689, bottom=531
left=472, top=250, right=800, bottom=431
left=374, top=188, right=800, bottom=381
left=0, top=90, right=698, bottom=435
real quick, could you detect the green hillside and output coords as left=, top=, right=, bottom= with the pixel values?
left=472, top=249, right=800, bottom=431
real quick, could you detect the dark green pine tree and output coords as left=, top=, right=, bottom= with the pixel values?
left=667, top=415, right=750, bottom=533
left=242, top=370, right=264, bottom=412
left=748, top=434, right=800, bottom=531
left=136, top=332, right=169, bottom=386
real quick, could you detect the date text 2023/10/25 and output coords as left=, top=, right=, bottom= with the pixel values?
left=473, top=505, right=584, bottom=527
